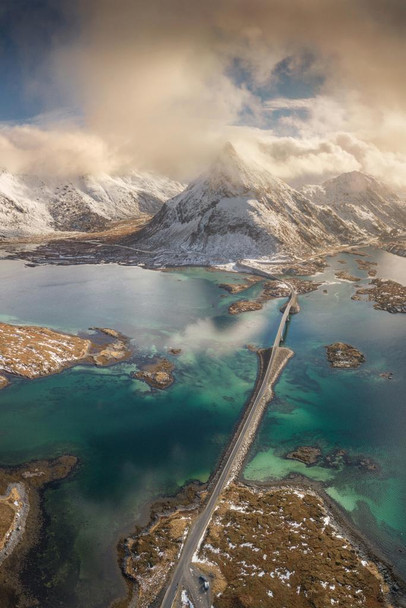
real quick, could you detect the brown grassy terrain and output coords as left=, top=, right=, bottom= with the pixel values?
left=125, top=511, right=195, bottom=608
left=117, top=483, right=205, bottom=608
left=0, top=323, right=131, bottom=383
left=1, top=217, right=149, bottom=245
left=0, top=323, right=91, bottom=378
left=119, top=482, right=393, bottom=608
left=0, top=456, right=78, bottom=608
left=195, top=483, right=390, bottom=608
left=0, top=505, right=15, bottom=549
left=352, top=279, right=406, bottom=313
left=325, top=342, right=365, bottom=368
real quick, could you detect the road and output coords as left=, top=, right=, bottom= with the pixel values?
left=160, top=284, right=296, bottom=608
left=82, top=239, right=152, bottom=255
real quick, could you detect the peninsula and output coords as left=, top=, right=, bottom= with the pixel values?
left=0, top=323, right=131, bottom=385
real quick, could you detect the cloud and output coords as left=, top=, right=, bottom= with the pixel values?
left=0, top=0, right=405, bottom=187
left=0, top=124, right=117, bottom=176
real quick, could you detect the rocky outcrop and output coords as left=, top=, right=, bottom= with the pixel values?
left=384, top=240, right=406, bottom=258
left=219, top=276, right=262, bottom=294
left=326, top=343, right=365, bottom=368
left=228, top=300, right=263, bottom=315
left=352, top=279, right=406, bottom=313
left=335, top=270, right=360, bottom=281
left=286, top=446, right=322, bottom=465
left=133, top=358, right=175, bottom=389
left=355, top=258, right=378, bottom=277
left=168, top=348, right=182, bottom=356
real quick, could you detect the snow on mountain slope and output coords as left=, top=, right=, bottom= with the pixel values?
left=128, top=143, right=362, bottom=263
left=301, top=171, right=406, bottom=237
left=0, top=171, right=184, bottom=238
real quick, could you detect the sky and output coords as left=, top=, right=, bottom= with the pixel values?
left=0, top=0, right=406, bottom=187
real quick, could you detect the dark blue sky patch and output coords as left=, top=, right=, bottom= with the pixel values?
left=0, top=0, right=78, bottom=122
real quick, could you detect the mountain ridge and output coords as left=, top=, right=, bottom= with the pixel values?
left=127, top=144, right=405, bottom=264
left=0, top=170, right=184, bottom=239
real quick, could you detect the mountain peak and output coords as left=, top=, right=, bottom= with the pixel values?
left=202, top=141, right=284, bottom=197
left=213, top=142, right=247, bottom=174
left=322, top=170, right=399, bottom=201
left=217, top=141, right=239, bottom=162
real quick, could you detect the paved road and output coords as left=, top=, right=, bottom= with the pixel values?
left=83, top=239, right=152, bottom=255
left=160, top=284, right=296, bottom=608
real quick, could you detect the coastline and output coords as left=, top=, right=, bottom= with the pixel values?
left=0, top=247, right=404, bottom=607
left=0, top=455, right=79, bottom=608
left=113, top=336, right=405, bottom=607
left=241, top=475, right=406, bottom=606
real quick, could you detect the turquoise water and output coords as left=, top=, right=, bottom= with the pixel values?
left=244, top=248, right=406, bottom=578
left=0, top=249, right=404, bottom=605
left=0, top=259, right=279, bottom=607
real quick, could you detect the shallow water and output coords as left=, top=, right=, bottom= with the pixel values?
left=244, top=248, right=406, bottom=578
left=0, top=248, right=404, bottom=605
left=0, top=259, right=278, bottom=607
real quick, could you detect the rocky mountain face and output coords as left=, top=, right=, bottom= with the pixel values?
left=129, top=144, right=401, bottom=264
left=302, top=171, right=406, bottom=238
left=0, top=171, right=184, bottom=239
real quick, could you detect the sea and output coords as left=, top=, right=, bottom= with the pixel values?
left=0, top=246, right=404, bottom=607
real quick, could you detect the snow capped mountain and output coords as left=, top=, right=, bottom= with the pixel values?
left=128, top=144, right=367, bottom=264
left=301, top=171, right=406, bottom=237
left=0, top=171, right=184, bottom=238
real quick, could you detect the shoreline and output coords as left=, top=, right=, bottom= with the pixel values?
left=114, top=338, right=405, bottom=607
left=0, top=455, right=79, bottom=608
left=241, top=475, right=406, bottom=605
left=0, top=248, right=404, bottom=606
left=115, top=474, right=405, bottom=608
left=0, top=234, right=390, bottom=275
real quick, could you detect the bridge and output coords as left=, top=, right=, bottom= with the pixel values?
left=159, top=283, right=297, bottom=608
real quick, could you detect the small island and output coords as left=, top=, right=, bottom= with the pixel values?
left=326, top=343, right=366, bottom=368
left=168, top=347, right=182, bottom=356
left=355, top=258, right=378, bottom=277
left=0, top=323, right=131, bottom=385
left=335, top=270, right=361, bottom=282
left=352, top=278, right=406, bottom=313
left=227, top=278, right=321, bottom=315
left=228, top=300, right=263, bottom=315
left=133, top=358, right=175, bottom=389
left=218, top=275, right=262, bottom=294
left=286, top=445, right=322, bottom=465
